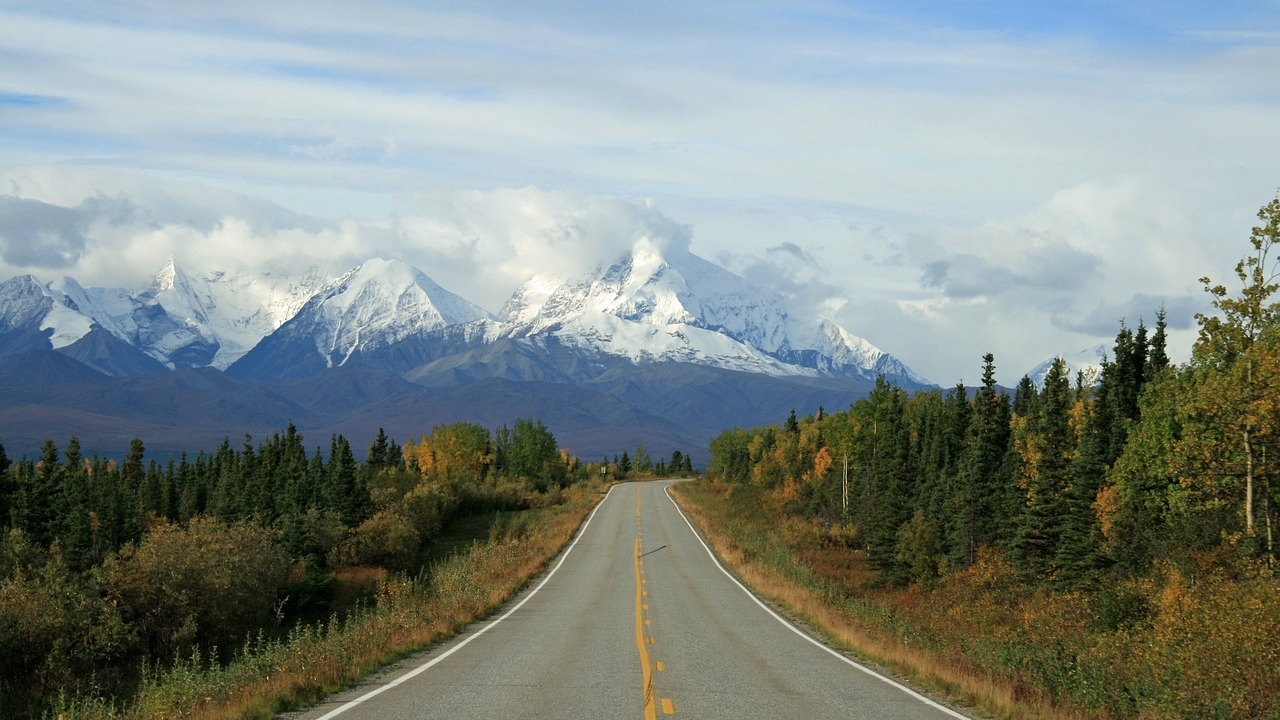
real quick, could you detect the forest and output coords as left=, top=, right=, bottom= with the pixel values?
left=0, top=414, right=690, bottom=718
left=695, top=195, right=1280, bottom=718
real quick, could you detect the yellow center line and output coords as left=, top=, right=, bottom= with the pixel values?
left=635, top=535, right=657, bottom=720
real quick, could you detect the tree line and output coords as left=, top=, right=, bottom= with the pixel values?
left=708, top=195, right=1280, bottom=588
left=0, top=416, right=690, bottom=715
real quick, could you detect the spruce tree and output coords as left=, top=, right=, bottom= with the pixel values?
left=862, top=378, right=914, bottom=583
left=57, top=435, right=95, bottom=570
left=784, top=408, right=800, bottom=435
left=16, top=440, right=61, bottom=546
left=367, top=428, right=390, bottom=469
left=1012, top=375, right=1038, bottom=417
left=1145, top=306, right=1171, bottom=380
left=1056, top=394, right=1112, bottom=585
left=1012, top=358, right=1075, bottom=581
left=953, top=354, right=1013, bottom=565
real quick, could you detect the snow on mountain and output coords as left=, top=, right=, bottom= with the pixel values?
left=259, top=257, right=495, bottom=369
left=3, top=244, right=927, bottom=388
left=49, top=260, right=328, bottom=369
left=1028, top=344, right=1108, bottom=388
left=0, top=274, right=95, bottom=349
left=499, top=237, right=928, bottom=384
left=164, top=262, right=328, bottom=368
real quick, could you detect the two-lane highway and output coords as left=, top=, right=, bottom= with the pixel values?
left=286, top=482, right=968, bottom=720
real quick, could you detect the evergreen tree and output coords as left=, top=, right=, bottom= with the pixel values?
left=784, top=408, right=800, bottom=435
left=387, top=438, right=403, bottom=469
left=860, top=378, right=914, bottom=583
left=329, top=434, right=371, bottom=525
left=57, top=436, right=95, bottom=570
left=0, top=440, right=13, bottom=529
left=367, top=428, right=390, bottom=469
left=1012, top=358, right=1075, bottom=581
left=1056, top=392, right=1112, bottom=585
left=15, top=440, right=61, bottom=546
left=1145, top=306, right=1171, bottom=381
left=140, top=459, right=164, bottom=520
left=952, top=354, right=1014, bottom=564
left=1012, top=375, right=1038, bottom=417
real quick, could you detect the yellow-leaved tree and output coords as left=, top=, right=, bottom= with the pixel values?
left=1189, top=194, right=1280, bottom=550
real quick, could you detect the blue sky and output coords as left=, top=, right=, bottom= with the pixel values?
left=1, top=1, right=1278, bottom=384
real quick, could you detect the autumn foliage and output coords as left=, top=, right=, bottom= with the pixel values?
left=696, top=196, right=1280, bottom=718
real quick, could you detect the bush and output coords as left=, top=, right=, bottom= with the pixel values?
left=0, top=552, right=128, bottom=710
left=101, top=517, right=290, bottom=659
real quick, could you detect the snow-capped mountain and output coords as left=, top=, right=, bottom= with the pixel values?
left=1028, top=344, right=1108, bottom=388
left=227, top=258, right=494, bottom=381
left=0, top=273, right=94, bottom=352
left=1, top=245, right=928, bottom=388
left=497, top=238, right=927, bottom=385
left=0, top=260, right=328, bottom=371
left=47, top=260, right=328, bottom=369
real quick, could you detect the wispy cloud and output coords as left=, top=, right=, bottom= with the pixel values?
left=0, top=1, right=1277, bottom=382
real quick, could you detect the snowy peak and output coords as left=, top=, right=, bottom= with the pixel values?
left=2, top=247, right=928, bottom=388
left=498, top=239, right=928, bottom=385
left=151, top=258, right=181, bottom=293
left=0, top=274, right=94, bottom=350
left=287, top=258, right=494, bottom=367
left=1029, top=345, right=1108, bottom=388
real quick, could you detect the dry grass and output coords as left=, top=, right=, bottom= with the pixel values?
left=670, top=482, right=1070, bottom=720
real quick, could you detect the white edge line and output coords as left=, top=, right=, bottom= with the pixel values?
left=663, top=483, right=971, bottom=720
left=314, top=484, right=622, bottom=720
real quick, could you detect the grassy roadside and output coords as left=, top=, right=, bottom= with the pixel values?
left=55, top=485, right=606, bottom=720
left=670, top=481, right=1061, bottom=720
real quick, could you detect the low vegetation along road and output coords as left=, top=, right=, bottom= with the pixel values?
left=287, top=481, right=968, bottom=720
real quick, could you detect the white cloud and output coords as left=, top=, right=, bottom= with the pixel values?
left=1, top=2, right=1278, bottom=384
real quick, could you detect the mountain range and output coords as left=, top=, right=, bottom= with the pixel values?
left=0, top=241, right=933, bottom=463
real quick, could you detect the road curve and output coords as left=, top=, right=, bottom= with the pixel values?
left=283, top=481, right=969, bottom=720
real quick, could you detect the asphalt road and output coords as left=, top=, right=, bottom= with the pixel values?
left=285, top=481, right=969, bottom=720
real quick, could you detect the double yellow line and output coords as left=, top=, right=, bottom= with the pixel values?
left=634, top=487, right=674, bottom=719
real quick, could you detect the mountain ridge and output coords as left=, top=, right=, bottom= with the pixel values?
left=0, top=242, right=932, bottom=461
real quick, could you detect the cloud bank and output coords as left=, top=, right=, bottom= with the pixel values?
left=1, top=2, right=1277, bottom=383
